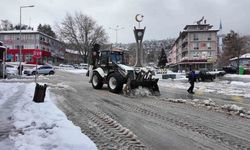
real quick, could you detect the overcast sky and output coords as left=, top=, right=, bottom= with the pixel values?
left=1, top=0, right=250, bottom=43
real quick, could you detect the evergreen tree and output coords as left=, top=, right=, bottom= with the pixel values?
left=37, top=24, right=56, bottom=38
left=158, top=48, right=168, bottom=68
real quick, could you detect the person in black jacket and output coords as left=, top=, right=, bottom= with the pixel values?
left=187, top=70, right=195, bottom=94
left=88, top=43, right=100, bottom=83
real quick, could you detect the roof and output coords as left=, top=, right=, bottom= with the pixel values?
left=230, top=53, right=250, bottom=61
left=0, top=30, right=61, bottom=43
left=182, top=30, right=219, bottom=33
left=0, top=30, right=36, bottom=34
left=184, top=24, right=213, bottom=30
left=65, top=49, right=79, bottom=54
left=0, top=45, right=6, bottom=51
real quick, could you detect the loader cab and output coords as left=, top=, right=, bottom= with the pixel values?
left=98, top=50, right=124, bottom=73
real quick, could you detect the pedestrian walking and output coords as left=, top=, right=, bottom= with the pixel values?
left=187, top=70, right=196, bottom=94
left=17, top=65, right=23, bottom=75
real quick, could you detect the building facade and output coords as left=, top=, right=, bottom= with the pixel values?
left=0, top=30, right=65, bottom=65
left=64, top=49, right=82, bottom=64
left=169, top=19, right=219, bottom=71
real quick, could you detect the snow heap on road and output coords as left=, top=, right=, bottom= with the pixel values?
left=0, top=82, right=97, bottom=150
left=165, top=98, right=250, bottom=119
left=59, top=68, right=88, bottom=74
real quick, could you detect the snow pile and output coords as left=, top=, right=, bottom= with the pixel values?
left=221, top=104, right=244, bottom=112
left=60, top=69, right=88, bottom=74
left=165, top=97, right=250, bottom=119
left=133, top=87, right=151, bottom=97
left=1, top=83, right=97, bottom=150
left=202, top=99, right=216, bottom=106
left=168, top=99, right=187, bottom=103
left=223, top=74, right=250, bottom=82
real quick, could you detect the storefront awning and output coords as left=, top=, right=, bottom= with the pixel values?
left=0, top=46, right=6, bottom=51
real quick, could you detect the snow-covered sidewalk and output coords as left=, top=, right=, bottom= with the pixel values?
left=0, top=82, right=97, bottom=150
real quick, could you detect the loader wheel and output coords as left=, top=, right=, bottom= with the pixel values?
left=92, top=72, right=103, bottom=89
left=108, top=73, right=123, bottom=93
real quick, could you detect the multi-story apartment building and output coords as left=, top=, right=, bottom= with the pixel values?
left=169, top=20, right=219, bottom=71
left=0, top=30, right=65, bottom=65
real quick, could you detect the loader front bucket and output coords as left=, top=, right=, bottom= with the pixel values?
left=129, top=78, right=160, bottom=96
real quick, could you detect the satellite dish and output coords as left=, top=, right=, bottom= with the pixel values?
left=135, top=14, right=144, bottom=22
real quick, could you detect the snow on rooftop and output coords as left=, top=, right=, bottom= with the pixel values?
left=65, top=49, right=79, bottom=54
left=230, top=53, right=250, bottom=60
left=0, top=30, right=38, bottom=34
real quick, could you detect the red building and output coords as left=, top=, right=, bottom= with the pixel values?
left=0, top=30, right=65, bottom=65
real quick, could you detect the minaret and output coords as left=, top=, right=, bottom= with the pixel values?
left=218, top=20, right=223, bottom=56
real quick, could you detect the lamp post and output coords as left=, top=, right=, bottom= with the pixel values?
left=109, top=25, right=124, bottom=44
left=19, top=5, right=34, bottom=76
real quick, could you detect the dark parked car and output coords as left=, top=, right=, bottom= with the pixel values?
left=223, top=66, right=237, bottom=74
left=186, top=69, right=215, bottom=82
left=198, top=69, right=216, bottom=81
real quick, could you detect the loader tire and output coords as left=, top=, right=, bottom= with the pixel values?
left=108, top=73, right=123, bottom=93
left=92, top=72, right=103, bottom=89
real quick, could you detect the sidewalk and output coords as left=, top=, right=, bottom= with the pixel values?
left=0, top=82, right=97, bottom=150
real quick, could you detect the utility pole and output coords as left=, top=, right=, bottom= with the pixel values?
left=109, top=25, right=124, bottom=44
left=19, top=5, right=34, bottom=76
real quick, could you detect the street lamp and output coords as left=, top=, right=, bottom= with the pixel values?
left=109, top=25, right=124, bottom=44
left=19, top=5, right=34, bottom=76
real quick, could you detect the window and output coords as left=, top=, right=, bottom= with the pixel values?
left=16, top=54, right=23, bottom=62
left=25, top=54, right=32, bottom=62
left=111, top=52, right=123, bottom=63
left=193, top=52, right=199, bottom=57
left=207, top=33, right=211, bottom=40
left=207, top=42, right=211, bottom=49
left=193, top=33, right=199, bottom=40
left=193, top=42, right=199, bottom=50
left=207, top=51, right=212, bottom=57
left=100, top=51, right=108, bottom=65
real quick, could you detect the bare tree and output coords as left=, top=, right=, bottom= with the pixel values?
left=222, top=30, right=246, bottom=72
left=56, top=12, right=108, bottom=63
left=0, top=19, right=14, bottom=31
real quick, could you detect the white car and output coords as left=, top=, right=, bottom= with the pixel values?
left=6, top=65, right=18, bottom=75
left=59, top=64, right=75, bottom=69
left=24, top=65, right=55, bottom=75
left=79, top=63, right=88, bottom=69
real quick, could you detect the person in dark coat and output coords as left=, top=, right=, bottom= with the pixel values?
left=17, top=65, right=23, bottom=75
left=187, top=70, right=196, bottom=94
left=88, top=43, right=100, bottom=83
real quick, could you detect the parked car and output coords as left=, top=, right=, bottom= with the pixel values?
left=0, top=64, right=18, bottom=78
left=223, top=66, right=237, bottom=74
left=208, top=69, right=226, bottom=77
left=198, top=69, right=216, bottom=81
left=186, top=69, right=215, bottom=82
left=6, top=64, right=18, bottom=75
left=73, top=64, right=79, bottom=69
left=79, top=63, right=88, bottom=69
left=24, top=65, right=55, bottom=75
left=59, top=64, right=75, bottom=69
